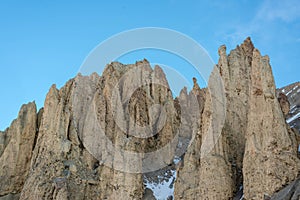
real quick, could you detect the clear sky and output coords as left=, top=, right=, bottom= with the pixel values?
left=0, top=0, right=299, bottom=130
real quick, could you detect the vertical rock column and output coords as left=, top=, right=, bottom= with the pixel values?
left=0, top=102, right=38, bottom=199
left=243, top=49, right=300, bottom=199
left=175, top=37, right=254, bottom=199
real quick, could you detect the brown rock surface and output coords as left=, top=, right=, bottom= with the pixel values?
left=0, top=38, right=299, bottom=200
left=270, top=178, right=300, bottom=199
left=0, top=102, right=38, bottom=199
left=243, top=49, right=300, bottom=199
left=174, top=37, right=300, bottom=200
left=173, top=80, right=205, bottom=199
left=175, top=37, right=254, bottom=199
left=278, top=92, right=290, bottom=117
left=278, top=82, right=300, bottom=132
left=18, top=60, right=181, bottom=200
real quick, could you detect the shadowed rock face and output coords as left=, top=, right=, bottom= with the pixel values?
left=270, top=178, right=300, bottom=200
left=0, top=38, right=299, bottom=200
left=278, top=82, right=300, bottom=132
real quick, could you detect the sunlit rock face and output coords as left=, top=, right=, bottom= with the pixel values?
left=0, top=38, right=299, bottom=200
left=175, top=37, right=300, bottom=200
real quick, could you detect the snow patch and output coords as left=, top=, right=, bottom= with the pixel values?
left=282, top=85, right=299, bottom=96
left=173, top=156, right=181, bottom=165
left=287, top=112, right=300, bottom=123
left=286, top=90, right=293, bottom=96
left=144, top=170, right=176, bottom=200
left=291, top=105, right=296, bottom=110
left=293, top=85, right=299, bottom=90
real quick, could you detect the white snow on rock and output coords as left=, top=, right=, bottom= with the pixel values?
left=144, top=170, right=176, bottom=200
left=287, top=112, right=300, bottom=124
left=173, top=156, right=181, bottom=165
left=285, top=85, right=299, bottom=96
left=286, top=90, right=293, bottom=96
left=290, top=105, right=297, bottom=113
left=293, top=85, right=299, bottom=90
left=291, top=105, right=296, bottom=110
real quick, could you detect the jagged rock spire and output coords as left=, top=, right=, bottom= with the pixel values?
left=175, top=37, right=300, bottom=199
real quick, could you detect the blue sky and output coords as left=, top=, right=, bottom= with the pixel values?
left=0, top=0, right=299, bottom=130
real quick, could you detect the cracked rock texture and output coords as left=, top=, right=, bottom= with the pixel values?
left=0, top=102, right=38, bottom=199
left=174, top=37, right=300, bottom=200
left=4, top=59, right=185, bottom=200
left=243, top=48, right=300, bottom=199
left=19, top=60, right=181, bottom=200
left=0, top=38, right=299, bottom=200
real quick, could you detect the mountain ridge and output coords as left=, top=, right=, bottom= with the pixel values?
left=0, top=38, right=299, bottom=200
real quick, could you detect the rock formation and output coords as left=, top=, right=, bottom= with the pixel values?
left=15, top=59, right=181, bottom=200
left=0, top=38, right=299, bottom=200
left=175, top=37, right=300, bottom=199
left=0, top=102, right=38, bottom=200
left=243, top=49, right=300, bottom=199
left=175, top=37, right=253, bottom=199
left=278, top=82, right=300, bottom=132
left=270, top=178, right=300, bottom=199
left=277, top=92, right=290, bottom=117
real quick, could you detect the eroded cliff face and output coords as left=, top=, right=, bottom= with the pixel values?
left=174, top=37, right=300, bottom=200
left=18, top=59, right=184, bottom=200
left=0, top=102, right=38, bottom=199
left=0, top=38, right=299, bottom=200
left=242, top=49, right=300, bottom=199
left=172, top=80, right=206, bottom=198
left=175, top=37, right=253, bottom=199
left=278, top=82, right=300, bottom=132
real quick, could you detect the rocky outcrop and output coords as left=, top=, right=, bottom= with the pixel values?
left=278, top=82, right=300, bottom=132
left=278, top=93, right=290, bottom=117
left=270, top=178, right=300, bottom=199
left=174, top=37, right=300, bottom=199
left=243, top=49, right=300, bottom=199
left=0, top=102, right=38, bottom=199
left=175, top=37, right=254, bottom=199
left=18, top=59, right=182, bottom=200
left=173, top=79, right=205, bottom=198
left=0, top=38, right=299, bottom=200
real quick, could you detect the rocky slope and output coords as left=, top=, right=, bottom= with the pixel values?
left=278, top=82, right=300, bottom=132
left=0, top=38, right=299, bottom=200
